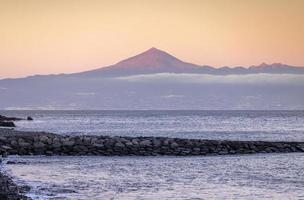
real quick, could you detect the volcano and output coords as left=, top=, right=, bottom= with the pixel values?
left=75, top=47, right=214, bottom=77
left=73, top=47, right=304, bottom=77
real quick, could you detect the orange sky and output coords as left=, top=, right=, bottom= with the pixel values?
left=0, top=0, right=303, bottom=78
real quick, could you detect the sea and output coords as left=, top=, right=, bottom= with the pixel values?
left=1, top=110, right=304, bottom=199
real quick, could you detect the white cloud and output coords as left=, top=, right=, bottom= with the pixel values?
left=115, top=73, right=304, bottom=85
left=75, top=92, right=96, bottom=96
left=5, top=107, right=33, bottom=110
left=161, top=94, right=184, bottom=98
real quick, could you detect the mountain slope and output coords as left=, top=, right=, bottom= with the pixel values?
left=72, top=48, right=304, bottom=77
left=73, top=47, right=214, bottom=77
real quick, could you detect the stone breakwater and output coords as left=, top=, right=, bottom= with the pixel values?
left=0, top=130, right=304, bottom=156
left=0, top=115, right=33, bottom=127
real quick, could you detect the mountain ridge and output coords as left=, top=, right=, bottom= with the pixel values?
left=73, top=47, right=304, bottom=77
left=1, top=48, right=304, bottom=81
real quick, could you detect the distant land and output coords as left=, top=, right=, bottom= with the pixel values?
left=1, top=48, right=304, bottom=110
left=72, top=47, right=304, bottom=77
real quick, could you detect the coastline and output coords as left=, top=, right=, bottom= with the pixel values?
left=0, top=167, right=30, bottom=200
left=1, top=128, right=304, bottom=199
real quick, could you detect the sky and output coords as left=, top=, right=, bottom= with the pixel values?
left=1, top=0, right=304, bottom=78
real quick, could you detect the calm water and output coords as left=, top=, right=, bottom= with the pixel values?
left=4, top=154, right=304, bottom=200
left=1, top=110, right=304, bottom=199
left=1, top=110, right=304, bottom=141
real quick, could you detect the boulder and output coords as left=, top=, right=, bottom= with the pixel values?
left=62, top=140, right=75, bottom=147
left=52, top=142, right=62, bottom=149
left=1, top=145, right=12, bottom=151
left=114, top=142, right=125, bottom=148
left=33, top=142, right=45, bottom=149
left=0, top=115, right=23, bottom=121
left=170, top=142, right=179, bottom=148
left=18, top=142, right=31, bottom=148
left=139, top=140, right=152, bottom=147
left=0, top=121, right=15, bottom=127
left=27, top=116, right=33, bottom=121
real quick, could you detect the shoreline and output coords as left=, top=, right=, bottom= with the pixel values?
left=0, top=128, right=304, bottom=199
left=0, top=167, right=30, bottom=200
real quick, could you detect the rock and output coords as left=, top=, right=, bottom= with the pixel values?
left=18, top=142, right=31, bottom=148
left=114, top=142, right=125, bottom=148
left=19, top=185, right=31, bottom=193
left=33, top=142, right=45, bottom=149
left=125, top=141, right=133, bottom=147
left=1, top=145, right=12, bottom=151
left=104, top=139, right=115, bottom=148
left=218, top=150, right=229, bottom=155
left=296, top=144, right=304, bottom=151
left=1, top=152, right=8, bottom=157
left=170, top=142, right=179, bottom=148
left=91, top=137, right=98, bottom=144
left=139, top=140, right=152, bottom=147
left=45, top=151, right=54, bottom=156
left=10, top=140, right=18, bottom=147
left=82, top=136, right=92, bottom=145
left=152, top=139, right=162, bottom=147
left=131, top=139, right=139, bottom=145
left=0, top=115, right=23, bottom=121
left=93, top=143, right=105, bottom=148
left=0, top=121, right=15, bottom=127
left=52, top=142, right=62, bottom=148
left=193, top=147, right=200, bottom=152
left=62, top=140, right=75, bottom=147
left=39, top=135, right=50, bottom=143
left=27, top=116, right=33, bottom=121
left=0, top=172, right=29, bottom=199
left=1, top=129, right=304, bottom=157
left=0, top=136, right=7, bottom=142
left=6, top=161, right=27, bottom=165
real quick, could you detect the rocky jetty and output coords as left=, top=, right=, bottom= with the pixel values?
left=0, top=115, right=34, bottom=128
left=0, top=121, right=16, bottom=127
left=0, top=129, right=303, bottom=156
left=0, top=115, right=23, bottom=121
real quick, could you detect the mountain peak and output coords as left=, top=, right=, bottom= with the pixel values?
left=114, top=47, right=184, bottom=69
left=258, top=62, right=269, bottom=67
left=146, top=47, right=161, bottom=52
left=251, top=62, right=288, bottom=69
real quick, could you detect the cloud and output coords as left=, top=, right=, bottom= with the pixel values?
left=115, top=73, right=304, bottom=85
left=161, top=94, right=184, bottom=99
left=75, top=92, right=96, bottom=96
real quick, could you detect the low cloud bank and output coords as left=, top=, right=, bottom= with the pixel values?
left=115, top=73, right=304, bottom=85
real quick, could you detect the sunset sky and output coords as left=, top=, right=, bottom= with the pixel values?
left=1, top=0, right=303, bottom=78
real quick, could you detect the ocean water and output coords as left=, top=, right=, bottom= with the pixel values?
left=1, top=110, right=304, bottom=199
left=4, top=154, right=304, bottom=200
left=1, top=110, right=304, bottom=141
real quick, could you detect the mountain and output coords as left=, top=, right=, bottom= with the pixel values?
left=0, top=48, right=304, bottom=110
left=248, top=63, right=304, bottom=74
left=72, top=47, right=304, bottom=77
left=73, top=47, right=214, bottom=77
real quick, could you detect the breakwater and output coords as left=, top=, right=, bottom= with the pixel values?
left=1, top=129, right=304, bottom=156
